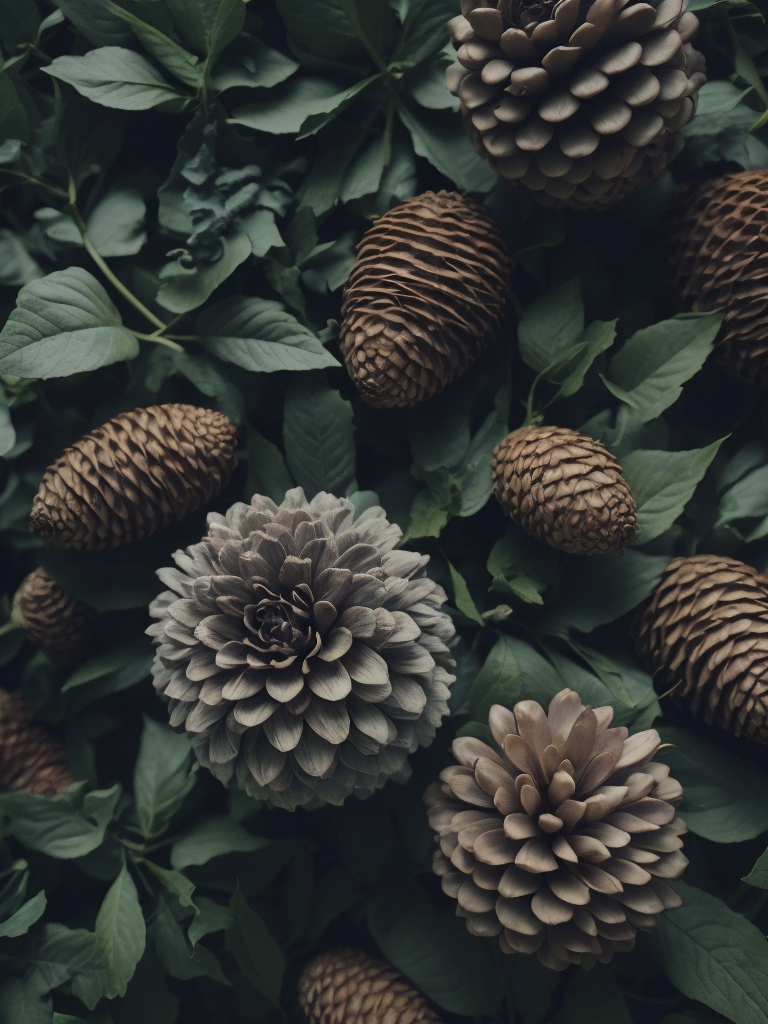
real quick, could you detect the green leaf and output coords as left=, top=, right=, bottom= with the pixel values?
left=659, top=727, right=768, bottom=843
left=93, top=863, right=146, bottom=1000
left=0, top=784, right=121, bottom=859
left=245, top=427, right=294, bottom=504
left=0, top=0, right=40, bottom=53
left=0, top=890, right=46, bottom=938
left=0, top=72, right=28, bottom=142
left=275, top=0, right=374, bottom=70
left=0, top=267, right=139, bottom=379
left=102, top=1, right=202, bottom=88
left=63, top=643, right=152, bottom=695
left=518, top=279, right=584, bottom=374
left=142, top=863, right=196, bottom=909
left=165, top=0, right=245, bottom=63
left=717, top=460, right=768, bottom=530
left=396, top=100, right=498, bottom=193
left=156, top=229, right=252, bottom=313
left=283, top=372, right=356, bottom=497
left=198, top=296, right=340, bottom=373
left=607, top=312, right=724, bottom=422
left=0, top=974, right=51, bottom=1024
left=622, top=440, right=725, bottom=544
left=105, top=948, right=179, bottom=1024
left=171, top=817, right=270, bottom=870
left=446, top=560, right=484, bottom=624
left=488, top=526, right=559, bottom=605
left=403, top=484, right=457, bottom=541
left=150, top=896, right=229, bottom=986
left=212, top=35, right=298, bottom=92
left=744, top=848, right=768, bottom=889
left=83, top=184, right=147, bottom=257
left=458, top=388, right=510, bottom=516
left=230, top=77, right=349, bottom=134
left=188, top=897, right=233, bottom=947
left=52, top=0, right=133, bottom=47
left=45, top=47, right=189, bottom=111
left=297, top=74, right=385, bottom=139
left=648, top=881, right=768, bottom=1024
left=226, top=885, right=285, bottom=1006
left=133, top=717, right=195, bottom=840
left=469, top=634, right=563, bottom=723
left=392, top=0, right=456, bottom=64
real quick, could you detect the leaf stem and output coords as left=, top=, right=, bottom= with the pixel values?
left=0, top=170, right=68, bottom=199
left=342, top=4, right=388, bottom=73
left=0, top=622, right=20, bottom=637
left=131, top=331, right=185, bottom=352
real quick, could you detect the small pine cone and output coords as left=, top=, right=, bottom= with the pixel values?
left=29, top=404, right=238, bottom=551
left=0, top=688, right=74, bottom=796
left=447, top=0, right=706, bottom=210
left=13, top=569, right=94, bottom=666
left=665, top=170, right=768, bottom=388
left=491, top=425, right=638, bottom=555
left=339, top=191, right=512, bottom=409
left=633, top=554, right=768, bottom=743
left=425, top=689, right=688, bottom=971
left=298, top=948, right=442, bottom=1024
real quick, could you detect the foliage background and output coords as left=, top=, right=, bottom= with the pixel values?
left=2, top=0, right=768, bottom=1021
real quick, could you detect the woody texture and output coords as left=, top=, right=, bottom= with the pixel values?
left=0, top=688, right=74, bottom=796
left=13, top=568, right=94, bottom=666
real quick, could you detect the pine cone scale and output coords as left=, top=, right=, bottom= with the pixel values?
left=13, top=569, right=94, bottom=666
left=0, top=689, right=73, bottom=796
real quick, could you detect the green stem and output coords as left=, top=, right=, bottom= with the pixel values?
left=382, top=93, right=395, bottom=166
left=0, top=170, right=68, bottom=199
left=343, top=5, right=388, bottom=72
left=0, top=622, right=20, bottom=637
left=131, top=331, right=185, bottom=352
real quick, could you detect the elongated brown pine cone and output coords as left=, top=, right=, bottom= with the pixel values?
left=0, top=689, right=74, bottom=796
left=298, top=948, right=442, bottom=1024
left=339, top=191, right=512, bottom=409
left=29, top=404, right=238, bottom=551
left=13, top=569, right=94, bottom=666
left=425, top=689, right=687, bottom=971
left=491, top=425, right=638, bottom=554
left=666, top=170, right=768, bottom=388
left=633, top=554, right=768, bottom=743
left=448, top=0, right=706, bottom=209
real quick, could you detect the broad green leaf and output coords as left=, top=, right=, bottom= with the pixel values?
left=297, top=73, right=385, bottom=139
left=408, top=397, right=471, bottom=474
left=541, top=319, right=617, bottom=403
left=0, top=784, right=120, bottom=859
left=0, top=72, right=28, bottom=142
left=392, top=0, right=456, bottom=64
left=0, top=267, right=139, bottom=378
left=102, top=1, right=202, bottom=88
left=226, top=885, right=285, bottom=1006
left=0, top=0, right=40, bottom=53
left=469, top=634, right=563, bottom=723
left=0, top=974, right=51, bottom=1024
left=488, top=526, right=559, bottom=606
left=93, top=863, right=146, bottom=1000
left=245, top=427, right=294, bottom=504
left=744, top=848, right=768, bottom=889
left=397, top=100, right=497, bottom=193
left=518, top=279, right=584, bottom=374
left=212, top=35, right=298, bottom=92
left=283, top=372, right=356, bottom=497
left=458, top=388, right=510, bottom=516
left=403, top=484, right=456, bottom=541
left=548, top=967, right=632, bottom=1024
left=446, top=560, right=484, bottom=624
left=340, top=136, right=387, bottom=201
left=230, top=77, right=348, bottom=134
left=45, top=47, right=189, bottom=111
left=622, top=440, right=725, bottom=543
left=188, top=896, right=233, bottom=947
left=198, top=296, right=340, bottom=372
left=607, top=312, right=724, bottom=422
left=275, top=0, right=377, bottom=71
left=648, top=881, right=768, bottom=1024
left=63, top=643, right=152, bottom=694
left=133, top=716, right=195, bottom=840
left=156, top=229, right=252, bottom=313
left=164, top=0, right=245, bottom=63
left=0, top=891, right=46, bottom=938
left=84, top=185, right=147, bottom=257
left=142, top=863, right=196, bottom=909
left=171, top=817, right=270, bottom=870
left=52, top=0, right=133, bottom=46
left=15, top=922, right=99, bottom=998
left=150, top=896, right=229, bottom=986
left=717, top=461, right=768, bottom=529
left=659, top=727, right=768, bottom=843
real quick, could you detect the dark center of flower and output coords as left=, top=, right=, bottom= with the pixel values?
left=242, top=585, right=321, bottom=672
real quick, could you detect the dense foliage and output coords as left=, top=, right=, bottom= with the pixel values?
left=1, top=0, right=768, bottom=1022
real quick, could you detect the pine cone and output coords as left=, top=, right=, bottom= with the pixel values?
left=633, top=554, right=768, bottom=743
left=13, top=569, right=94, bottom=666
left=148, top=488, right=456, bottom=811
left=425, top=689, right=687, bottom=971
left=0, top=689, right=74, bottom=796
left=447, top=0, right=706, bottom=209
left=339, top=191, right=512, bottom=409
left=298, top=948, right=442, bottom=1024
left=29, top=404, right=238, bottom=551
left=665, top=170, right=768, bottom=388
left=491, top=425, right=638, bottom=554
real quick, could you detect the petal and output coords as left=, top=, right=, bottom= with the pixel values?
left=266, top=668, right=306, bottom=703
left=264, top=708, right=304, bottom=752
left=341, top=642, right=390, bottom=684
left=293, top=730, right=337, bottom=777
left=317, top=627, right=354, bottom=662
left=306, top=659, right=352, bottom=700
left=305, top=698, right=351, bottom=745
left=233, top=695, right=279, bottom=727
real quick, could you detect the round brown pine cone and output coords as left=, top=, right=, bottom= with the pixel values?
left=0, top=688, right=74, bottom=796
left=425, top=689, right=687, bottom=971
left=447, top=0, right=706, bottom=210
left=339, top=191, right=512, bottom=409
left=13, top=569, right=94, bottom=666
left=29, top=404, right=238, bottom=551
left=298, top=948, right=442, bottom=1024
left=633, top=554, right=768, bottom=743
left=491, top=425, right=638, bottom=554
left=665, top=170, right=768, bottom=388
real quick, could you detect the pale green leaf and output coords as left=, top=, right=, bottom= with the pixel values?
left=93, top=862, right=146, bottom=1000
left=45, top=47, right=189, bottom=110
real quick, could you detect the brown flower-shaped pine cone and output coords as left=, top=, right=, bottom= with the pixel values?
left=633, top=554, right=768, bottom=744
left=339, top=191, right=512, bottom=409
left=148, top=488, right=455, bottom=811
left=29, top=404, right=238, bottom=551
left=447, top=0, right=706, bottom=209
left=0, top=688, right=74, bottom=796
left=298, top=948, right=442, bottom=1024
left=666, top=170, right=768, bottom=388
left=425, top=689, right=687, bottom=971
left=491, top=425, right=638, bottom=554
left=13, top=568, right=94, bottom=666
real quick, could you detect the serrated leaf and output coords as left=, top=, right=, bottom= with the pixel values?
left=0, top=267, right=139, bottom=378
left=518, top=279, right=584, bottom=374
left=171, top=817, right=270, bottom=870
left=283, top=372, right=356, bottom=497
left=226, top=885, right=285, bottom=1006
left=45, top=47, right=189, bottom=111
left=0, top=891, right=46, bottom=938
left=133, top=717, right=195, bottom=840
left=93, top=863, right=145, bottom=1001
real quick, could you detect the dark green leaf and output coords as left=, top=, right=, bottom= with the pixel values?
left=133, top=716, right=195, bottom=840
left=226, top=885, right=285, bottom=1006
left=469, top=634, right=563, bottom=723
left=487, top=526, right=559, bottom=605
left=45, top=48, right=189, bottom=111
left=212, top=34, right=298, bottom=92
left=392, top=0, right=456, bottom=64
left=0, top=973, right=51, bottom=1024
left=102, top=1, right=202, bottom=88
left=171, top=817, right=269, bottom=870
left=0, top=890, right=46, bottom=938
left=397, top=100, right=498, bottom=192
left=150, top=895, right=229, bottom=986
left=52, top=0, right=133, bottom=47
left=283, top=372, right=356, bottom=497
left=518, top=279, right=584, bottom=374
left=0, top=784, right=120, bottom=859
left=548, top=966, right=632, bottom=1024
left=0, top=73, right=28, bottom=144
left=230, top=77, right=349, bottom=134
left=744, top=847, right=768, bottom=889
left=91, top=863, right=145, bottom=1000
left=156, top=230, right=252, bottom=313
left=245, top=426, right=294, bottom=503
left=142, top=864, right=196, bottom=909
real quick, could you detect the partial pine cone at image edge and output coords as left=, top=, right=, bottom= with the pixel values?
left=340, top=190, right=512, bottom=409
left=425, top=688, right=687, bottom=971
left=448, top=0, right=706, bottom=209
left=0, top=689, right=73, bottom=797
left=13, top=568, right=94, bottom=666
left=29, top=403, right=238, bottom=550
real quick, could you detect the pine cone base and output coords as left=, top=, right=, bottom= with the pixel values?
left=0, top=689, right=73, bottom=796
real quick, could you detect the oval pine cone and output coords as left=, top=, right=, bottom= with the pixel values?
left=339, top=191, right=512, bottom=409
left=13, top=569, right=94, bottom=666
left=29, top=404, right=238, bottom=551
left=0, top=688, right=74, bottom=796
left=666, top=170, right=768, bottom=388
left=491, top=425, right=638, bottom=554
left=298, top=948, right=442, bottom=1024
left=447, top=0, right=706, bottom=210
left=633, top=554, right=768, bottom=744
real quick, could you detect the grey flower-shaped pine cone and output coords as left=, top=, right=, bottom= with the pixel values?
left=425, top=689, right=687, bottom=971
left=148, top=489, right=455, bottom=811
left=448, top=0, right=706, bottom=209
